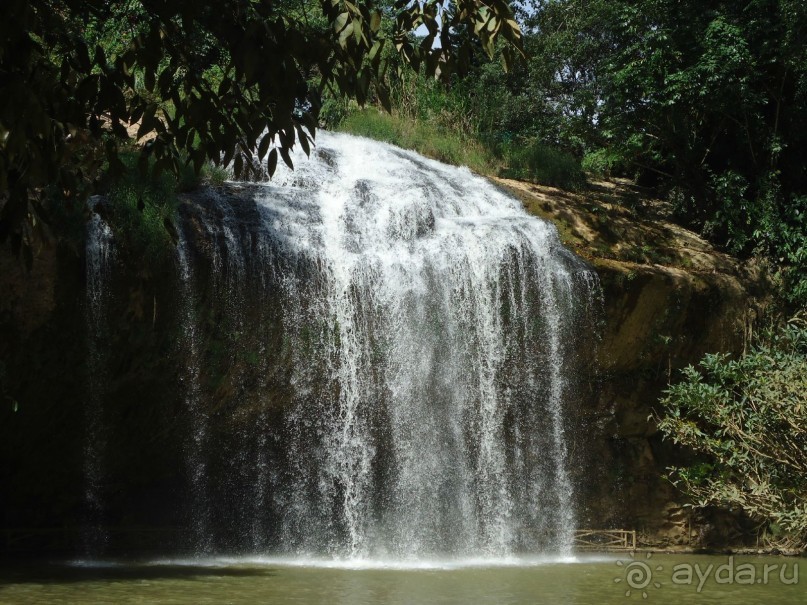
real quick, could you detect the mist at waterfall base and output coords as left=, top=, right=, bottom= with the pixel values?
left=82, top=132, right=599, bottom=564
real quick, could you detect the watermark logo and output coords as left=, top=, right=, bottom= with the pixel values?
left=614, top=554, right=799, bottom=599
left=614, top=552, right=663, bottom=598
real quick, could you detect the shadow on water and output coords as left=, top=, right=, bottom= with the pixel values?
left=0, top=561, right=277, bottom=585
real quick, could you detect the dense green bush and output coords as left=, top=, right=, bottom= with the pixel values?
left=756, top=192, right=807, bottom=307
left=658, top=319, right=807, bottom=549
left=501, top=140, right=585, bottom=190
left=528, top=0, right=807, bottom=305
left=581, top=149, right=625, bottom=179
left=103, top=151, right=191, bottom=267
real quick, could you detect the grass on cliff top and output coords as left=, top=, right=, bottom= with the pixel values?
left=336, top=109, right=585, bottom=191
left=337, top=109, right=499, bottom=176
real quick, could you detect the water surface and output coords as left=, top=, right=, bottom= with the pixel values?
left=1, top=554, right=802, bottom=604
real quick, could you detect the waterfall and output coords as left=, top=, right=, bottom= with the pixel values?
left=83, top=207, right=114, bottom=554
left=179, top=132, right=598, bottom=559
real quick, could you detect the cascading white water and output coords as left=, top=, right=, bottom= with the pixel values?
left=83, top=208, right=114, bottom=553
left=76, top=132, right=595, bottom=561
left=231, top=132, right=599, bottom=559
left=176, top=225, right=213, bottom=553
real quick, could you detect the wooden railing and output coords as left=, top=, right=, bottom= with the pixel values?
left=573, top=529, right=636, bottom=551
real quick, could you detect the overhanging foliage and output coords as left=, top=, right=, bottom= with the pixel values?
left=0, top=0, right=523, bottom=263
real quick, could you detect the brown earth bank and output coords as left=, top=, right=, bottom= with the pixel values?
left=0, top=176, right=778, bottom=555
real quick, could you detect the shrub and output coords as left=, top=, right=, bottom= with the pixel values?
left=581, top=148, right=625, bottom=178
left=657, top=318, right=807, bottom=549
left=500, top=140, right=586, bottom=190
left=201, top=163, right=229, bottom=187
left=103, top=150, right=183, bottom=268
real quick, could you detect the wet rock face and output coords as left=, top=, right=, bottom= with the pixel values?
left=571, top=247, right=767, bottom=545
left=185, top=192, right=763, bottom=548
left=0, top=159, right=770, bottom=554
left=0, top=191, right=288, bottom=550
left=0, top=241, right=87, bottom=532
left=495, top=176, right=771, bottom=545
left=0, top=221, right=186, bottom=539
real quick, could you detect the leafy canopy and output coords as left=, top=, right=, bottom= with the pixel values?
left=529, top=0, right=807, bottom=304
left=0, top=0, right=523, bottom=262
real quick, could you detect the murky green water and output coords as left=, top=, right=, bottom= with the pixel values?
left=1, top=554, right=803, bottom=604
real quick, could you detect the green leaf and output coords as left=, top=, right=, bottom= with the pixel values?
left=279, top=146, right=294, bottom=170
left=334, top=12, right=349, bottom=32
left=137, top=105, right=159, bottom=140
left=267, top=147, right=278, bottom=177
left=370, top=11, right=382, bottom=33
left=158, top=67, right=174, bottom=96
left=295, top=124, right=310, bottom=156
left=144, top=68, right=155, bottom=93
left=339, top=22, right=355, bottom=47
left=258, top=133, right=271, bottom=160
